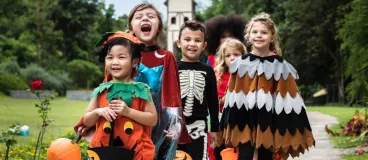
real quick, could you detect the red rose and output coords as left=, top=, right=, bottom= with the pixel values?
left=31, top=80, right=43, bottom=91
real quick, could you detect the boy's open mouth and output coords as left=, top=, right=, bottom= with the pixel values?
left=141, top=24, right=151, bottom=35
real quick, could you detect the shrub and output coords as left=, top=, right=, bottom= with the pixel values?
left=21, top=64, right=71, bottom=94
left=0, top=60, right=22, bottom=76
left=0, top=73, right=28, bottom=94
left=67, top=59, right=102, bottom=89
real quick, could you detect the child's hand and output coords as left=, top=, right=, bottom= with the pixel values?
left=109, top=99, right=129, bottom=116
left=210, top=132, right=218, bottom=148
left=163, top=121, right=182, bottom=140
left=94, top=107, right=116, bottom=122
left=77, top=126, right=89, bottom=136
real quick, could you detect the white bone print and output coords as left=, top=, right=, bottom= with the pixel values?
left=179, top=70, right=206, bottom=117
left=186, top=120, right=208, bottom=160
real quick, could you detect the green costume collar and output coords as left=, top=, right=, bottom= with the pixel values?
left=91, top=82, right=151, bottom=107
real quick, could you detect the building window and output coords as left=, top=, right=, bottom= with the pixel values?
left=184, top=17, right=189, bottom=22
left=171, top=17, right=176, bottom=24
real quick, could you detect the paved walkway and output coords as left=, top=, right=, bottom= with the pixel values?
left=288, top=111, right=343, bottom=160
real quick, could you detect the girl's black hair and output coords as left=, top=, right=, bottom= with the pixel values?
left=97, top=37, right=144, bottom=64
left=205, top=14, right=247, bottom=55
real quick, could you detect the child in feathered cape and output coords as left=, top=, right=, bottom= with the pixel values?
left=218, top=13, right=315, bottom=160
left=80, top=31, right=157, bottom=160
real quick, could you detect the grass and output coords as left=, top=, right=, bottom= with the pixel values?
left=0, top=95, right=88, bottom=145
left=308, top=106, right=368, bottom=159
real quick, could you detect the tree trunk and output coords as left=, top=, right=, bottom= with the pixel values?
left=337, top=52, right=345, bottom=103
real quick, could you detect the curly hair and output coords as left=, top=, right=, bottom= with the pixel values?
left=205, top=14, right=247, bottom=55
left=214, top=38, right=246, bottom=86
left=245, top=12, right=282, bottom=55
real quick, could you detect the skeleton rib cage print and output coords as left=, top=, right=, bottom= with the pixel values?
left=179, top=70, right=206, bottom=117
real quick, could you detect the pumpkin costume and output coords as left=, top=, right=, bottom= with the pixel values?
left=218, top=53, right=315, bottom=159
left=87, top=82, right=155, bottom=160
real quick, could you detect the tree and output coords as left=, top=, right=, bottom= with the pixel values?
left=51, top=0, right=104, bottom=61
left=337, top=0, right=368, bottom=104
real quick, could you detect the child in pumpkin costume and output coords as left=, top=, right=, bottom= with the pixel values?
left=82, top=32, right=157, bottom=160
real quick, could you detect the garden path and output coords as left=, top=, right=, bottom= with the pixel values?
left=288, top=111, right=342, bottom=160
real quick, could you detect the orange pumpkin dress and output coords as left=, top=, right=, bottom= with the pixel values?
left=88, top=82, right=155, bottom=160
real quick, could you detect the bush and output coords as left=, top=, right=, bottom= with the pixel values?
left=0, top=60, right=22, bottom=76
left=21, top=64, right=71, bottom=94
left=67, top=59, right=103, bottom=89
left=0, top=73, right=28, bottom=94
left=49, top=70, right=72, bottom=95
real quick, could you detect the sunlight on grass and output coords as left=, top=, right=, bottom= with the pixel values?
left=308, top=106, right=368, bottom=160
left=0, top=96, right=88, bottom=145
left=344, top=153, right=368, bottom=160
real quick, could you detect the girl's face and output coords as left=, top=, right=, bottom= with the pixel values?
left=105, top=45, right=138, bottom=82
left=176, top=28, right=207, bottom=62
left=224, top=47, right=242, bottom=68
left=130, top=8, right=160, bottom=45
left=249, top=22, right=272, bottom=51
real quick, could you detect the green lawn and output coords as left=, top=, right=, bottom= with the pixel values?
left=308, top=106, right=368, bottom=159
left=0, top=95, right=88, bottom=145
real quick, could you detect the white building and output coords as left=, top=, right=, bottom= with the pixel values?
left=165, top=0, right=195, bottom=54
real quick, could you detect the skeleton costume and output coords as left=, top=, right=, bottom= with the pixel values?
left=177, top=61, right=220, bottom=160
left=219, top=53, right=315, bottom=159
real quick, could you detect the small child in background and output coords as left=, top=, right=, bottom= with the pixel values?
left=176, top=20, right=220, bottom=160
left=205, top=14, right=247, bottom=68
left=214, top=38, right=247, bottom=113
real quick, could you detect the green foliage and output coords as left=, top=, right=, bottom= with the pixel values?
left=67, top=59, right=103, bottom=89
left=0, top=122, right=21, bottom=160
left=21, top=64, right=70, bottom=94
left=31, top=89, right=58, bottom=160
left=0, top=73, right=28, bottom=94
left=0, top=0, right=131, bottom=91
left=0, top=60, right=22, bottom=75
left=337, top=0, right=368, bottom=105
left=299, top=83, right=323, bottom=100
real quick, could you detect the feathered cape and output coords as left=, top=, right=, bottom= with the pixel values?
left=219, top=53, right=315, bottom=158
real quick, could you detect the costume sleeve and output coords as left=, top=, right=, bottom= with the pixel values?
left=161, top=50, right=182, bottom=109
left=161, top=50, right=191, bottom=144
left=206, top=66, right=220, bottom=132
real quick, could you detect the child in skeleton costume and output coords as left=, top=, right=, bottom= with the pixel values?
left=205, top=14, right=247, bottom=68
left=128, top=3, right=191, bottom=160
left=81, top=31, right=157, bottom=160
left=218, top=13, right=315, bottom=160
left=175, top=20, right=220, bottom=160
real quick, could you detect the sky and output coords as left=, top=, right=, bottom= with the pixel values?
left=104, top=0, right=212, bottom=21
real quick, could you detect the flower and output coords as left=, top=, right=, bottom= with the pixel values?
left=30, top=80, right=43, bottom=91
